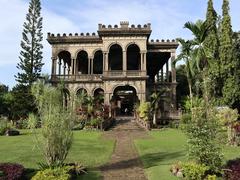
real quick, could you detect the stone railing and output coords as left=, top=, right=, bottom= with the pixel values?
left=104, top=70, right=146, bottom=77
left=51, top=74, right=103, bottom=81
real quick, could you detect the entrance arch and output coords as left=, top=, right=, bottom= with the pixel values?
left=111, top=85, right=139, bottom=116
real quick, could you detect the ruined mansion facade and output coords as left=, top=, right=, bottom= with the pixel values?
left=47, top=21, right=179, bottom=120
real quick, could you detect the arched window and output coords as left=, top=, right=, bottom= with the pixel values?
left=127, top=44, right=140, bottom=70
left=108, top=44, right=123, bottom=70
left=76, top=51, right=88, bottom=74
left=57, top=51, right=71, bottom=75
left=93, top=50, right=103, bottom=74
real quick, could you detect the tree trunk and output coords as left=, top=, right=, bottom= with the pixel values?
left=153, top=112, right=157, bottom=125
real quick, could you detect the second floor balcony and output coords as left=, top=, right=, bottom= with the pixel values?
left=51, top=70, right=147, bottom=82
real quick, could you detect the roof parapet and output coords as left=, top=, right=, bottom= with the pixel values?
left=98, top=21, right=151, bottom=31
left=47, top=32, right=98, bottom=38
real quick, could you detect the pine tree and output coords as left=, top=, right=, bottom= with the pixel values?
left=219, top=0, right=233, bottom=77
left=204, top=0, right=221, bottom=98
left=15, top=0, right=44, bottom=86
left=219, top=0, right=237, bottom=107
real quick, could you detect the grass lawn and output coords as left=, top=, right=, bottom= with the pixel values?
left=0, top=129, right=114, bottom=179
left=135, top=128, right=240, bottom=180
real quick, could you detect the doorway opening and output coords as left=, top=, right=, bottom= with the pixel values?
left=111, top=85, right=139, bottom=116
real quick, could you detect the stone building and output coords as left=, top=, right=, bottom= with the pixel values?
left=47, top=21, right=179, bottom=120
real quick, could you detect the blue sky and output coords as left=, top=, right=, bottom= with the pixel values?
left=0, top=0, right=240, bottom=88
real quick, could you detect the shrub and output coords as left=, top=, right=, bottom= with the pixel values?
left=0, top=163, right=24, bottom=180
left=223, top=158, right=240, bottom=180
left=216, top=107, right=238, bottom=126
left=32, top=166, right=72, bottom=180
left=90, top=118, right=102, bottom=128
left=181, top=162, right=209, bottom=180
left=0, top=119, right=8, bottom=135
left=31, top=81, right=74, bottom=167
left=137, top=102, right=151, bottom=121
left=184, top=102, right=223, bottom=173
left=15, top=118, right=29, bottom=129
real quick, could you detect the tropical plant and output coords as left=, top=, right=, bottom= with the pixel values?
left=175, top=38, right=194, bottom=108
left=31, top=80, right=74, bottom=167
left=184, top=20, right=211, bottom=105
left=137, top=102, right=151, bottom=121
left=150, top=88, right=169, bottom=125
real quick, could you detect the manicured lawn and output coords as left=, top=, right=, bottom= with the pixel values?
left=0, top=129, right=114, bottom=178
left=135, top=128, right=240, bottom=180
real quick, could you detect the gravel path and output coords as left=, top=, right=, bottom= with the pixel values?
left=100, top=117, right=148, bottom=180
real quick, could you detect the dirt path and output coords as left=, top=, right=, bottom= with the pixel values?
left=100, top=117, right=148, bottom=180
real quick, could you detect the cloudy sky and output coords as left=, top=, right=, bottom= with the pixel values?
left=0, top=0, right=240, bottom=88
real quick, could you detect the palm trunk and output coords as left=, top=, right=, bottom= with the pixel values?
left=153, top=112, right=157, bottom=125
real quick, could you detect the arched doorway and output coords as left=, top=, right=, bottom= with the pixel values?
left=127, top=44, right=141, bottom=70
left=111, top=85, right=138, bottom=116
left=76, top=51, right=88, bottom=74
left=94, top=88, right=104, bottom=107
left=93, top=50, right=103, bottom=74
left=108, top=44, right=123, bottom=70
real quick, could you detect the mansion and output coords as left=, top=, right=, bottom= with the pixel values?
left=47, top=21, right=179, bottom=120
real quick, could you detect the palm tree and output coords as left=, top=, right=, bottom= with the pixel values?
left=175, top=38, right=195, bottom=108
left=184, top=20, right=211, bottom=105
left=150, top=88, right=169, bottom=125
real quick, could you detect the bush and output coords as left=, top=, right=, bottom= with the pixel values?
left=0, top=163, right=24, bottom=180
left=224, top=158, right=240, bottom=180
left=181, top=162, right=209, bottom=180
left=15, top=118, right=29, bottom=129
left=32, top=166, right=72, bottom=180
left=0, top=119, right=8, bottom=135
left=184, top=104, right=223, bottom=173
left=137, top=102, right=151, bottom=121
left=31, top=81, right=74, bottom=167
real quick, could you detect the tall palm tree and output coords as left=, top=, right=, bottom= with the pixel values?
left=150, top=88, right=169, bottom=125
left=184, top=20, right=211, bottom=105
left=175, top=38, right=195, bottom=108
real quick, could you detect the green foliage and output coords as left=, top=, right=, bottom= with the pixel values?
left=207, top=174, right=217, bottom=180
left=8, top=84, right=36, bottom=120
left=216, top=107, right=238, bottom=126
left=15, top=0, right=44, bottom=85
left=137, top=102, right=150, bottom=121
left=32, top=166, right=72, bottom=180
left=176, top=65, right=190, bottom=108
left=205, top=0, right=222, bottom=98
left=184, top=104, right=223, bottom=173
left=31, top=80, right=73, bottom=167
left=0, top=84, right=9, bottom=117
left=182, top=161, right=209, bottom=180
left=0, top=119, right=8, bottom=135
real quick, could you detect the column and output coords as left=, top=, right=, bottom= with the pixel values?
left=171, top=51, right=177, bottom=109
left=142, top=51, right=147, bottom=75
left=51, top=57, right=57, bottom=75
left=104, top=52, right=109, bottom=75
left=141, top=52, right=144, bottom=71
left=161, top=68, right=164, bottom=82
left=58, top=59, right=62, bottom=75
left=171, top=52, right=176, bottom=82
left=91, top=58, right=94, bottom=74
left=88, top=58, right=91, bottom=74
left=74, top=58, right=78, bottom=75
left=63, top=62, right=66, bottom=77
left=71, top=58, right=74, bottom=75
left=166, top=60, right=169, bottom=82
left=123, top=51, right=127, bottom=76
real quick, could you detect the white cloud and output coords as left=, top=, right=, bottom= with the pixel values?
left=0, top=0, right=80, bottom=86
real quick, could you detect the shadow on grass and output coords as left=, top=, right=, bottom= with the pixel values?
left=99, top=151, right=184, bottom=171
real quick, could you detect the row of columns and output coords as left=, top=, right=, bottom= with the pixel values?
left=156, top=52, right=176, bottom=83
